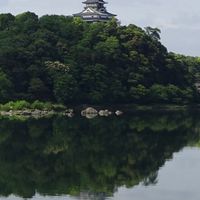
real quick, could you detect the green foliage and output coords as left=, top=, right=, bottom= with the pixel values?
left=144, top=26, right=161, bottom=41
left=130, top=84, right=149, bottom=101
left=53, top=73, right=78, bottom=104
left=31, top=100, right=52, bottom=110
left=0, top=13, right=199, bottom=104
left=28, top=78, right=49, bottom=100
left=0, top=70, right=13, bottom=102
left=0, top=13, right=15, bottom=31
left=0, top=100, right=31, bottom=111
left=80, top=64, right=108, bottom=103
left=15, top=12, right=39, bottom=34
left=0, top=100, right=66, bottom=111
left=150, top=84, right=169, bottom=102
left=94, top=36, right=120, bottom=58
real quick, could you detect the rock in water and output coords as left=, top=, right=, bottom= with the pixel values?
left=81, top=107, right=98, bottom=119
left=115, top=110, right=123, bottom=116
left=81, top=107, right=98, bottom=115
left=99, top=110, right=112, bottom=117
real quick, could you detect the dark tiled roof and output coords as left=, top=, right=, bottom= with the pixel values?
left=74, top=7, right=116, bottom=17
left=83, top=0, right=106, bottom=4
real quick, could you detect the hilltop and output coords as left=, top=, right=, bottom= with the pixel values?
left=0, top=12, right=199, bottom=105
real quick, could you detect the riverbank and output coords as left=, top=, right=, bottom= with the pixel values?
left=0, top=100, right=73, bottom=118
left=0, top=100, right=199, bottom=119
left=0, top=101, right=123, bottom=119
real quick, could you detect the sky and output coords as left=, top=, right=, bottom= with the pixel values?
left=0, top=0, right=200, bottom=57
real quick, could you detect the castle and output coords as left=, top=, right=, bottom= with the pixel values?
left=73, top=0, right=116, bottom=22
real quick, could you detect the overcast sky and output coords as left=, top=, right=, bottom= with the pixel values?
left=0, top=0, right=200, bottom=57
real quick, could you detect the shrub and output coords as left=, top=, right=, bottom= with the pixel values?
left=30, top=101, right=66, bottom=111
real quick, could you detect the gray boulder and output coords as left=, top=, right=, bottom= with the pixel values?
left=99, top=110, right=112, bottom=117
left=81, top=107, right=98, bottom=119
left=115, top=110, right=123, bottom=116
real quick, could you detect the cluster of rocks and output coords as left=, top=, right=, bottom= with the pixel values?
left=81, top=107, right=123, bottom=119
left=0, top=109, right=74, bottom=118
left=0, top=107, right=123, bottom=119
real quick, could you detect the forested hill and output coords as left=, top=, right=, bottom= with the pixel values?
left=0, top=12, right=200, bottom=104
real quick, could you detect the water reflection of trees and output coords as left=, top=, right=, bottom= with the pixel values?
left=0, top=112, right=199, bottom=198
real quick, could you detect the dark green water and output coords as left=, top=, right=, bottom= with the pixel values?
left=0, top=111, right=200, bottom=200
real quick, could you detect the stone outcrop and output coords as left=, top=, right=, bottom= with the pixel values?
left=115, top=110, right=123, bottom=116
left=81, top=107, right=124, bottom=118
left=0, top=106, right=124, bottom=119
left=81, top=107, right=98, bottom=119
left=0, top=109, right=74, bottom=118
left=99, top=110, right=112, bottom=117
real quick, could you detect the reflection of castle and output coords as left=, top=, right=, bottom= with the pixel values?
left=73, top=0, right=116, bottom=22
left=77, top=192, right=106, bottom=200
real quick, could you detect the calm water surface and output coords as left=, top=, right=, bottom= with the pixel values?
left=0, top=111, right=200, bottom=200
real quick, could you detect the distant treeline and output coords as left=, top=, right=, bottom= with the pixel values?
left=0, top=12, right=200, bottom=104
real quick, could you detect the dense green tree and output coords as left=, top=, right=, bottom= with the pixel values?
left=0, top=13, right=199, bottom=104
left=15, top=12, right=39, bottom=34
left=79, top=64, right=108, bottom=103
left=0, top=70, right=13, bottom=102
left=28, top=78, right=49, bottom=100
left=130, top=84, right=149, bottom=101
left=0, top=13, right=15, bottom=31
left=149, top=84, right=168, bottom=102
left=53, top=73, right=78, bottom=103
left=144, top=26, right=161, bottom=41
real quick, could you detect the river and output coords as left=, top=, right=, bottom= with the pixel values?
left=0, top=110, right=200, bottom=200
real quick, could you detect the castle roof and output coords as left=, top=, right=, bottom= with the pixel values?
left=74, top=7, right=115, bottom=16
left=73, top=0, right=116, bottom=22
left=82, top=0, right=107, bottom=4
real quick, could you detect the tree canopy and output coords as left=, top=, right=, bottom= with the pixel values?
left=0, top=12, right=199, bottom=104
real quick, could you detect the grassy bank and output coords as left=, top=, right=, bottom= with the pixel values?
left=0, top=100, right=67, bottom=111
left=0, top=100, right=197, bottom=112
